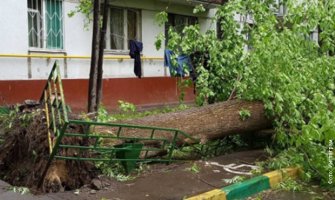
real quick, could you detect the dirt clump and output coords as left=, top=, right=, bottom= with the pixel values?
left=0, top=106, right=98, bottom=193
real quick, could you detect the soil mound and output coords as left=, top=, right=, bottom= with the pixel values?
left=0, top=106, right=98, bottom=193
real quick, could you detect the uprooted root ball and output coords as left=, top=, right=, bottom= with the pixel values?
left=0, top=109, right=98, bottom=193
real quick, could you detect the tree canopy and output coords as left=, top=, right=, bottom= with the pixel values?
left=157, top=0, right=335, bottom=186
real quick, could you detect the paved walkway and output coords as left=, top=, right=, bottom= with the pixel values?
left=0, top=150, right=267, bottom=200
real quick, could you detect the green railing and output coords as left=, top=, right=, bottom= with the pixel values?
left=38, top=61, right=200, bottom=186
left=56, top=120, right=198, bottom=162
left=39, top=62, right=69, bottom=155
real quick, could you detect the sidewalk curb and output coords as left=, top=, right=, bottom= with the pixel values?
left=186, top=167, right=300, bottom=200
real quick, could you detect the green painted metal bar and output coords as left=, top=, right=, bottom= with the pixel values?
left=58, top=144, right=162, bottom=152
left=69, top=120, right=183, bottom=135
left=38, top=61, right=70, bottom=188
left=167, top=131, right=179, bottom=163
left=117, top=127, right=122, bottom=137
left=69, top=119, right=199, bottom=143
left=54, top=156, right=173, bottom=162
left=98, top=148, right=162, bottom=154
left=150, top=129, right=155, bottom=139
left=47, top=82, right=57, bottom=134
left=63, top=133, right=169, bottom=142
left=144, top=129, right=156, bottom=158
left=0, top=107, right=10, bottom=115
left=38, top=122, right=69, bottom=188
left=39, top=62, right=58, bottom=102
left=51, top=79, right=63, bottom=126
left=56, top=66, right=68, bottom=123
left=162, top=140, right=167, bottom=150
left=144, top=149, right=149, bottom=158
left=93, top=137, right=101, bottom=148
left=38, top=61, right=202, bottom=183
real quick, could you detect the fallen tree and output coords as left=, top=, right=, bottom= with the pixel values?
left=0, top=99, right=271, bottom=193
left=94, top=99, right=272, bottom=144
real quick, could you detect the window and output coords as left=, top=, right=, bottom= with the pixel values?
left=307, top=30, right=318, bottom=42
left=273, top=0, right=286, bottom=17
left=165, top=13, right=198, bottom=45
left=27, top=0, right=63, bottom=49
left=217, top=17, right=224, bottom=40
left=108, top=7, right=141, bottom=51
left=246, top=23, right=254, bottom=51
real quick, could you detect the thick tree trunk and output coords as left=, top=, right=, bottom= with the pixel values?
left=96, top=0, right=109, bottom=109
left=0, top=100, right=270, bottom=192
left=95, top=100, right=272, bottom=143
left=87, top=0, right=100, bottom=113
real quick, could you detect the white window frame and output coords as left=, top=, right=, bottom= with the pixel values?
left=28, top=0, right=65, bottom=51
left=165, top=13, right=198, bottom=46
left=273, top=0, right=287, bottom=17
left=28, top=8, right=42, bottom=48
left=105, top=6, right=141, bottom=54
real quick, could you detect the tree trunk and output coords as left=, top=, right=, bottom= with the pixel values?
left=95, top=100, right=272, bottom=143
left=87, top=0, right=100, bottom=113
left=96, top=0, right=109, bottom=109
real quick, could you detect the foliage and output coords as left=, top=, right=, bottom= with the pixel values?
left=155, top=0, right=335, bottom=186
left=67, top=0, right=93, bottom=29
left=96, top=160, right=149, bottom=182
left=95, top=103, right=189, bottom=178
left=96, top=102, right=189, bottom=122
left=174, top=135, right=249, bottom=159
left=275, top=177, right=303, bottom=192
left=185, top=162, right=201, bottom=174
left=97, top=105, right=117, bottom=122
left=201, top=135, right=247, bottom=157
left=193, top=4, right=206, bottom=14
left=250, top=163, right=264, bottom=176
left=155, top=11, right=168, bottom=27
left=223, top=175, right=246, bottom=184
left=118, top=100, right=137, bottom=113
left=239, top=108, right=251, bottom=121
left=177, top=78, right=193, bottom=103
left=95, top=162, right=135, bottom=182
left=155, top=4, right=245, bottom=106
left=0, top=106, right=35, bottom=131
left=6, top=186, right=30, bottom=195
left=235, top=0, right=335, bottom=186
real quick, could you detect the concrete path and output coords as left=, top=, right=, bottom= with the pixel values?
left=0, top=150, right=267, bottom=200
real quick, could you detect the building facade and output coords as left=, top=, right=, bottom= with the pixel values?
left=0, top=0, right=315, bottom=111
left=0, top=0, right=219, bottom=111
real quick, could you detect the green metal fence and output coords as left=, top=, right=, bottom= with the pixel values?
left=38, top=61, right=200, bottom=186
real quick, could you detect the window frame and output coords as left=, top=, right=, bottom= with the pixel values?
left=246, top=23, right=254, bottom=51
left=165, top=13, right=198, bottom=46
left=28, top=8, right=42, bottom=48
left=27, top=0, right=65, bottom=51
left=105, top=6, right=142, bottom=54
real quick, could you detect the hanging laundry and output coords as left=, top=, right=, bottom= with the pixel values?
left=129, top=40, right=143, bottom=78
left=164, top=49, right=177, bottom=75
left=164, top=49, right=193, bottom=77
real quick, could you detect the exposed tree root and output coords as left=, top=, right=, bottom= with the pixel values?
left=0, top=108, right=98, bottom=193
left=0, top=99, right=271, bottom=193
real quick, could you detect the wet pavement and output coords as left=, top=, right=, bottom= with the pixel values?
left=248, top=189, right=334, bottom=200
left=0, top=150, right=267, bottom=200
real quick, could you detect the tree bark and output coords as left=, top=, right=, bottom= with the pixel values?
left=88, top=0, right=101, bottom=113
left=96, top=0, right=109, bottom=109
left=94, top=100, right=272, bottom=144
